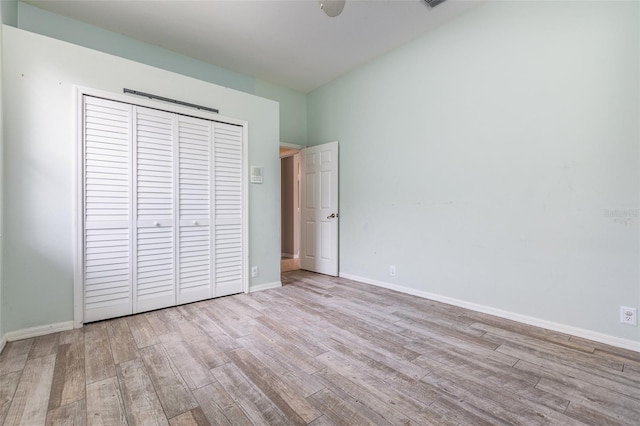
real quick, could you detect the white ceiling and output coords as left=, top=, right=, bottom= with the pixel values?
left=24, top=0, right=480, bottom=93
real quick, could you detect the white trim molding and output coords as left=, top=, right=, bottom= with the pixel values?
left=280, top=142, right=304, bottom=150
left=4, top=321, right=74, bottom=343
left=249, top=281, right=282, bottom=293
left=339, top=272, right=640, bottom=353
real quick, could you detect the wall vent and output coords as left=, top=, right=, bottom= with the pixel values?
left=421, top=0, right=447, bottom=9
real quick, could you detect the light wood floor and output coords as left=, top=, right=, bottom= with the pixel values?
left=281, top=257, right=300, bottom=273
left=1, top=271, right=640, bottom=425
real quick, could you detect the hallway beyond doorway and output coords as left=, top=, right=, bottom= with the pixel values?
left=281, top=257, right=300, bottom=273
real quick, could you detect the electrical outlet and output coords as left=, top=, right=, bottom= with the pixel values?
left=620, top=306, right=637, bottom=326
left=251, top=266, right=259, bottom=278
left=389, top=265, right=396, bottom=276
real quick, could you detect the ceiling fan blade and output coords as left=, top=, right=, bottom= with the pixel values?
left=421, top=0, right=447, bottom=9
left=318, top=0, right=346, bottom=18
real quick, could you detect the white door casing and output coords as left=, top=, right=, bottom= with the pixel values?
left=300, top=141, right=339, bottom=276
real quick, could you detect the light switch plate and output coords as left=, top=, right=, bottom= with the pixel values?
left=250, top=166, right=263, bottom=183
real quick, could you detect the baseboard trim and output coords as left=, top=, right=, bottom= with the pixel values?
left=281, top=253, right=294, bottom=259
left=0, top=335, right=6, bottom=354
left=5, top=321, right=75, bottom=343
left=339, top=272, right=640, bottom=353
left=249, top=281, right=282, bottom=293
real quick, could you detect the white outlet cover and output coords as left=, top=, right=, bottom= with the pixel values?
left=620, top=306, right=637, bottom=326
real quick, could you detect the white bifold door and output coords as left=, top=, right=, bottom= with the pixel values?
left=82, top=96, right=245, bottom=323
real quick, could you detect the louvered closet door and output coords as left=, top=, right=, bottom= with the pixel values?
left=177, top=116, right=213, bottom=304
left=82, top=95, right=246, bottom=323
left=134, top=107, right=176, bottom=313
left=83, top=97, right=133, bottom=322
left=214, top=123, right=244, bottom=297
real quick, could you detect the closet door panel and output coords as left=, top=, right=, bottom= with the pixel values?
left=214, top=123, right=244, bottom=297
left=134, top=107, right=176, bottom=313
left=177, top=117, right=213, bottom=304
left=83, top=97, right=133, bottom=322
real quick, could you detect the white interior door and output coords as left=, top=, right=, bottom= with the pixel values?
left=83, top=97, right=133, bottom=322
left=300, top=141, right=339, bottom=276
left=133, top=107, right=176, bottom=313
left=213, top=122, right=245, bottom=296
left=177, top=116, right=213, bottom=304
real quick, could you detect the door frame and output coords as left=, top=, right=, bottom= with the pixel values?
left=279, top=144, right=302, bottom=260
left=74, top=86, right=249, bottom=328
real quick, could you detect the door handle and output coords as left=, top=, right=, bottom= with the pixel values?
left=327, top=213, right=339, bottom=219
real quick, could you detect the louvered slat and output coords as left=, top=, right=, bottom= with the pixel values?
left=83, top=97, right=132, bottom=322
left=214, top=123, right=244, bottom=297
left=135, top=107, right=175, bottom=313
left=177, top=116, right=212, bottom=304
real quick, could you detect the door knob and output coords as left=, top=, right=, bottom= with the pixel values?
left=327, top=213, right=339, bottom=219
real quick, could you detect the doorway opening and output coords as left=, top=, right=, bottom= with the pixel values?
left=280, top=144, right=301, bottom=273
left=280, top=141, right=339, bottom=278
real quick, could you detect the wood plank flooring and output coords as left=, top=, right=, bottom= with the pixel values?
left=281, top=258, right=300, bottom=273
left=1, top=270, right=639, bottom=425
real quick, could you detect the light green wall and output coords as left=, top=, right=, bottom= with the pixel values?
left=0, top=0, right=16, bottom=26
left=254, top=79, right=307, bottom=145
left=308, top=1, right=640, bottom=341
left=16, top=1, right=307, bottom=146
left=2, top=26, right=280, bottom=332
